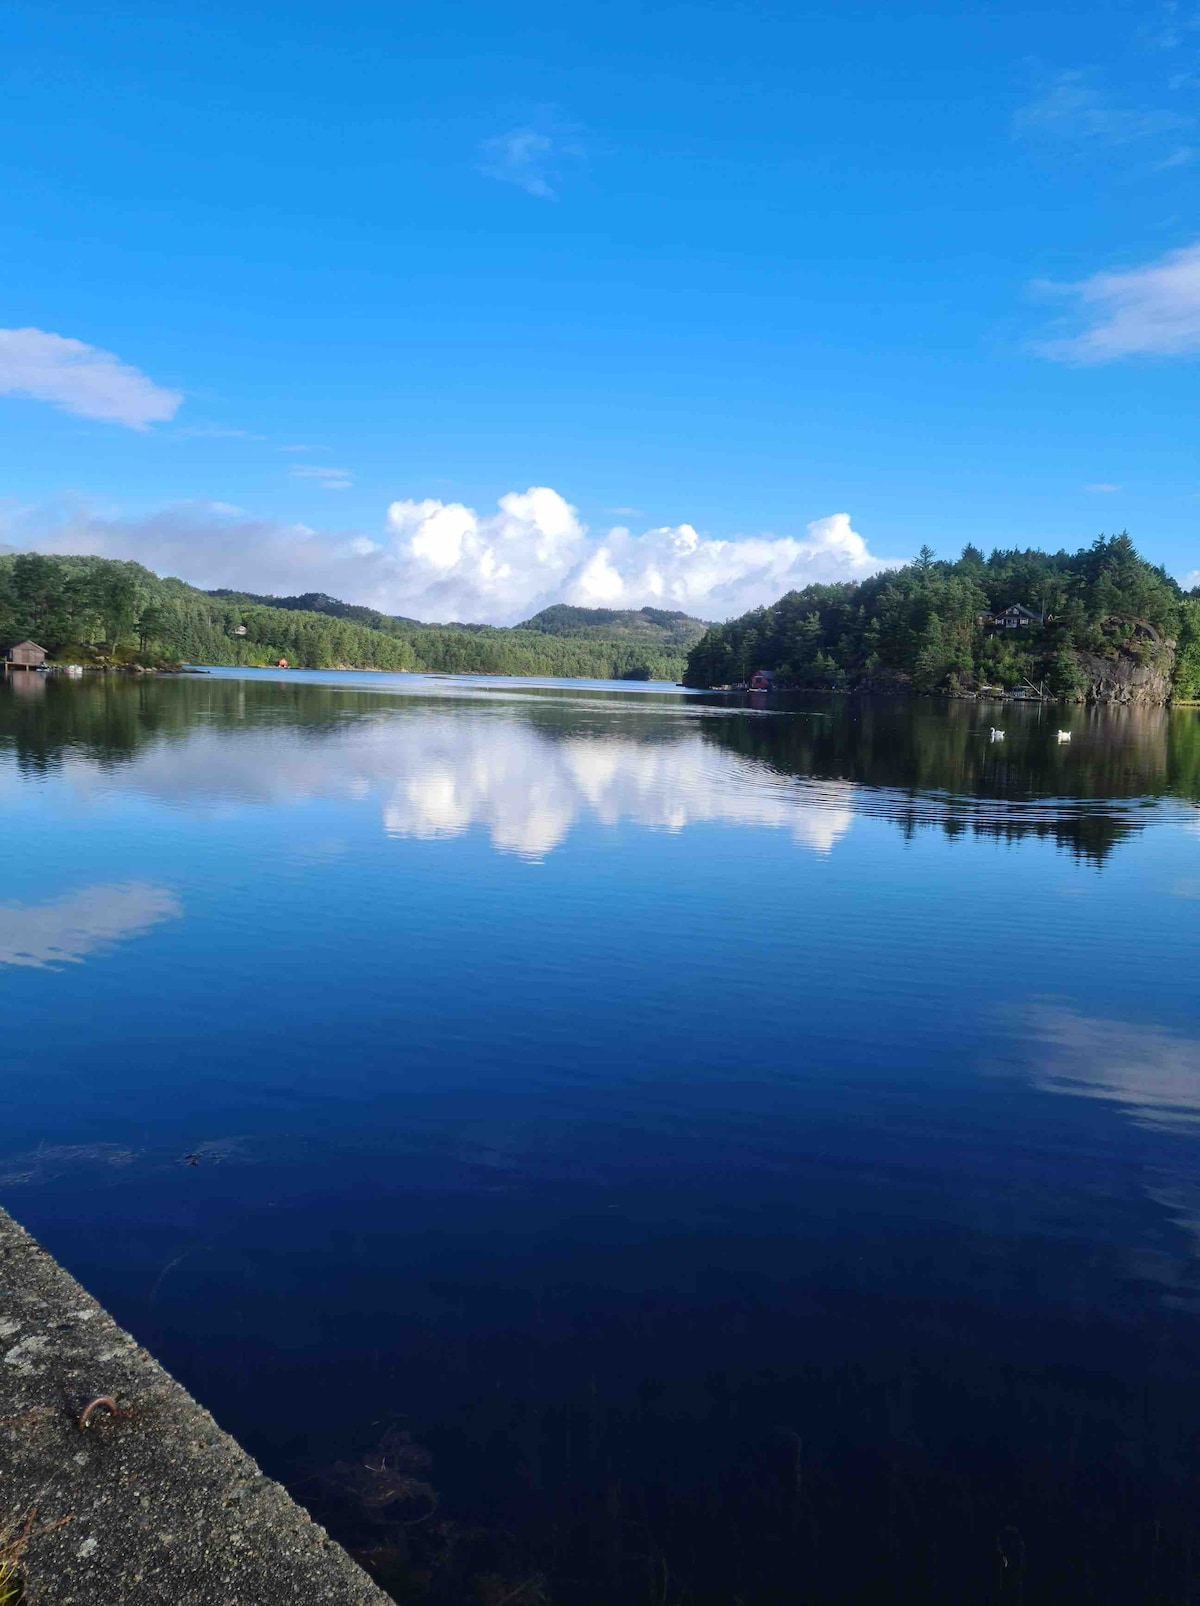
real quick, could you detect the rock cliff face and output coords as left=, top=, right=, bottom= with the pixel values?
left=1075, top=644, right=1175, bottom=705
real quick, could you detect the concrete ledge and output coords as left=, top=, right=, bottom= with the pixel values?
left=0, top=1208, right=393, bottom=1604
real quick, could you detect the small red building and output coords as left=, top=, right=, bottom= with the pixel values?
left=749, top=669, right=776, bottom=691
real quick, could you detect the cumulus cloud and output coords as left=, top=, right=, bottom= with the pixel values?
left=0, top=327, right=182, bottom=428
left=2, top=487, right=897, bottom=624
left=562, top=512, right=885, bottom=618
left=383, top=486, right=588, bottom=618
left=1035, top=241, right=1200, bottom=362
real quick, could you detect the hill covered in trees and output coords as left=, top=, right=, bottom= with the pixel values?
left=206, top=588, right=422, bottom=629
left=684, top=535, right=1200, bottom=702
left=0, top=555, right=691, bottom=680
left=205, top=592, right=710, bottom=654
left=517, top=604, right=708, bottom=651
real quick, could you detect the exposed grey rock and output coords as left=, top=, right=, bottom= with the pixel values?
left=1075, top=644, right=1175, bottom=706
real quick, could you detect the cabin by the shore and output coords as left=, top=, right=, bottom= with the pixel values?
left=4, top=641, right=48, bottom=670
left=749, top=669, right=777, bottom=691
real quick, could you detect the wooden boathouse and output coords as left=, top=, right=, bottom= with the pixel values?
left=4, top=641, right=48, bottom=670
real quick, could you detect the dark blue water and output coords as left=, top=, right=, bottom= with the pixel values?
left=3, top=669, right=1200, bottom=1604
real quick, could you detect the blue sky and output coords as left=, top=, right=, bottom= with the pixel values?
left=2, top=0, right=1199, bottom=621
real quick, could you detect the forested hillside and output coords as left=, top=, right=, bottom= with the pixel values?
left=0, top=555, right=690, bottom=680
left=685, top=535, right=1200, bottom=700
left=518, top=604, right=708, bottom=650
left=207, top=588, right=422, bottom=629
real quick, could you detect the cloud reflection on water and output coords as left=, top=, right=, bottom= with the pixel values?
left=61, top=711, right=856, bottom=862
left=378, top=720, right=855, bottom=859
left=0, top=882, right=182, bottom=970
left=1027, top=1005, right=1200, bottom=1132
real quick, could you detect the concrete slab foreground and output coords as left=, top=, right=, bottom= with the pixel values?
left=0, top=1208, right=393, bottom=1604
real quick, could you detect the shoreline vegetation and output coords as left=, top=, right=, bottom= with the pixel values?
left=3, top=534, right=1199, bottom=704
left=0, top=553, right=706, bottom=683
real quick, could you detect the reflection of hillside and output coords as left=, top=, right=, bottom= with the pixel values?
left=3, top=675, right=1198, bottom=864
left=704, top=697, right=1187, bottom=800
left=702, top=697, right=1200, bottom=863
left=0, top=674, right=701, bottom=772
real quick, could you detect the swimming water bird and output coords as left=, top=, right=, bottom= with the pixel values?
left=1057, top=730, right=1071, bottom=742
left=990, top=728, right=1005, bottom=741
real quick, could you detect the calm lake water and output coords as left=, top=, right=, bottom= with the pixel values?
left=3, top=668, right=1200, bottom=1605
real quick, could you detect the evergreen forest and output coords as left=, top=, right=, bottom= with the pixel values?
left=683, top=535, right=1200, bottom=699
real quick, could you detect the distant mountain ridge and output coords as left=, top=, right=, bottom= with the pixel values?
left=206, top=589, right=424, bottom=630
left=207, top=592, right=710, bottom=650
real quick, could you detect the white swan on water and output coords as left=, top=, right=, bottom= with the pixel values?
left=990, top=727, right=1005, bottom=741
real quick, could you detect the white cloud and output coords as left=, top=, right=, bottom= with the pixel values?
left=174, top=424, right=264, bottom=441
left=291, top=464, right=353, bottom=490
left=1085, top=482, right=1121, bottom=493
left=561, top=513, right=888, bottom=619
left=0, top=327, right=181, bottom=428
left=2, top=488, right=897, bottom=624
left=0, top=883, right=182, bottom=970
left=383, top=486, right=588, bottom=618
left=479, top=125, right=582, bottom=199
left=1036, top=241, right=1200, bottom=362
left=1015, top=69, right=1189, bottom=148
left=1182, top=568, right=1200, bottom=590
